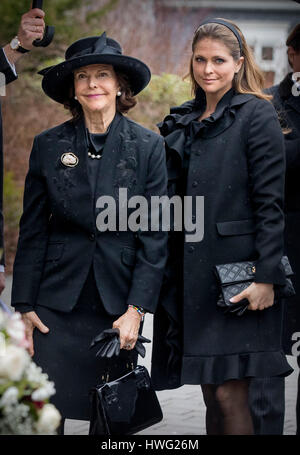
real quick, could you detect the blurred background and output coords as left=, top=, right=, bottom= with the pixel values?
left=1, top=0, right=300, bottom=272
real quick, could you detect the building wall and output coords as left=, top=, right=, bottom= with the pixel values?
left=154, top=0, right=300, bottom=85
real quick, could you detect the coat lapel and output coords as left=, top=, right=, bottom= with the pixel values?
left=53, top=114, right=135, bottom=233
left=58, top=117, right=95, bottom=233
left=198, top=91, right=253, bottom=139
left=94, top=112, right=124, bottom=202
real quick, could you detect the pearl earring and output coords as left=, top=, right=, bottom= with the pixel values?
left=117, top=91, right=122, bottom=97
left=74, top=95, right=78, bottom=100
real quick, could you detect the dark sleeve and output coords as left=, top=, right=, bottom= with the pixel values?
left=246, top=99, right=286, bottom=285
left=0, top=108, right=4, bottom=267
left=284, top=137, right=300, bottom=169
left=0, top=49, right=18, bottom=266
left=126, top=136, right=168, bottom=313
left=0, top=48, right=18, bottom=86
left=13, top=304, right=35, bottom=313
left=11, top=136, right=50, bottom=311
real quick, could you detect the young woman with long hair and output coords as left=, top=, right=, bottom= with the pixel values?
left=151, top=18, right=293, bottom=435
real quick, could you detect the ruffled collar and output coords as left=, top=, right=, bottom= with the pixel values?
left=159, top=88, right=253, bottom=135
left=159, top=88, right=254, bottom=172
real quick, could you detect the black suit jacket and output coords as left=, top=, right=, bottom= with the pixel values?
left=0, top=48, right=17, bottom=265
left=266, top=73, right=300, bottom=212
left=266, top=73, right=300, bottom=354
left=11, top=113, right=168, bottom=315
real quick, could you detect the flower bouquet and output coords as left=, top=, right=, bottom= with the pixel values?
left=0, top=308, right=61, bottom=435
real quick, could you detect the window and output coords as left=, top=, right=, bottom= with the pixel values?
left=262, top=47, right=274, bottom=61
left=237, top=20, right=290, bottom=86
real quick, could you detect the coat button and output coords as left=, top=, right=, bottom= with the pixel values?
left=188, top=246, right=195, bottom=253
left=192, top=181, right=198, bottom=187
left=89, top=233, right=96, bottom=241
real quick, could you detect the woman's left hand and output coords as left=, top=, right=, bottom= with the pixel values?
left=230, top=282, right=274, bottom=311
left=112, top=307, right=142, bottom=350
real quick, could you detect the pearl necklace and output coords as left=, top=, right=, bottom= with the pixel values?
left=88, top=151, right=102, bottom=159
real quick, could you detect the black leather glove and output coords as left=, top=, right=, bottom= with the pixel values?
left=89, top=328, right=151, bottom=358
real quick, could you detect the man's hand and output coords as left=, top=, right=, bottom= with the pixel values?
left=18, top=8, right=45, bottom=51
left=3, top=8, right=45, bottom=66
left=0, top=272, right=5, bottom=295
left=21, top=311, right=49, bottom=357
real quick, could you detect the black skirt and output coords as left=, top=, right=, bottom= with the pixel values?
left=33, top=266, right=137, bottom=420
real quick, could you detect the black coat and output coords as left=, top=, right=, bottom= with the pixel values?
left=267, top=74, right=300, bottom=354
left=151, top=89, right=291, bottom=389
left=0, top=48, right=17, bottom=265
left=11, top=112, right=168, bottom=315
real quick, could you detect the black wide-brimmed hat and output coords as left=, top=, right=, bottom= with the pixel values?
left=38, top=32, right=151, bottom=104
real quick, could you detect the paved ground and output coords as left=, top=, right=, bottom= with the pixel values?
left=3, top=278, right=298, bottom=435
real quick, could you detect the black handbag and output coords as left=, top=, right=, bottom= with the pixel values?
left=215, top=256, right=295, bottom=316
left=89, top=330, right=163, bottom=435
left=89, top=365, right=163, bottom=435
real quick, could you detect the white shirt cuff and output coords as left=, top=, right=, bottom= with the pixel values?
left=0, top=265, right=5, bottom=273
left=2, top=47, right=17, bottom=76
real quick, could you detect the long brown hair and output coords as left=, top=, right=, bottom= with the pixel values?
left=189, top=18, right=271, bottom=102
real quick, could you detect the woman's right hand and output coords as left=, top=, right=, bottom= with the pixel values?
left=230, top=282, right=274, bottom=311
left=21, top=311, right=49, bottom=357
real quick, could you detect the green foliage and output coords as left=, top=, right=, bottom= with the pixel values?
left=0, top=0, right=81, bottom=43
left=3, top=172, right=23, bottom=232
left=140, top=73, right=191, bottom=107
left=0, top=0, right=29, bottom=37
left=0, top=0, right=122, bottom=50
left=129, top=73, right=192, bottom=130
left=0, top=379, right=15, bottom=396
left=86, top=0, right=120, bottom=22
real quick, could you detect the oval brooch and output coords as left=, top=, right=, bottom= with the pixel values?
left=61, top=152, right=79, bottom=167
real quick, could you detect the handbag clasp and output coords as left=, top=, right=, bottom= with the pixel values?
left=101, top=373, right=110, bottom=383
left=246, top=265, right=256, bottom=275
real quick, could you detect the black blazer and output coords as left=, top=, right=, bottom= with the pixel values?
left=266, top=73, right=300, bottom=212
left=266, top=73, right=300, bottom=353
left=11, top=113, right=168, bottom=315
left=0, top=48, right=17, bottom=265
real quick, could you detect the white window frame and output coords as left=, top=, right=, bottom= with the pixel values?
left=236, top=20, right=291, bottom=84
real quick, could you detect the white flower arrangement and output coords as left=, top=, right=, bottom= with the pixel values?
left=0, top=309, right=61, bottom=435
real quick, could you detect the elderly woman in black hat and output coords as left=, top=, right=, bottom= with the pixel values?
left=11, top=33, right=168, bottom=433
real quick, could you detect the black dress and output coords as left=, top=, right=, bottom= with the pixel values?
left=32, top=123, right=137, bottom=421
left=151, top=88, right=293, bottom=390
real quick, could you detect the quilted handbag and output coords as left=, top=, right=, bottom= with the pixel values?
left=215, top=256, right=295, bottom=316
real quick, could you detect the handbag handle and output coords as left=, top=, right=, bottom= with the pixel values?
left=100, top=350, right=135, bottom=384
